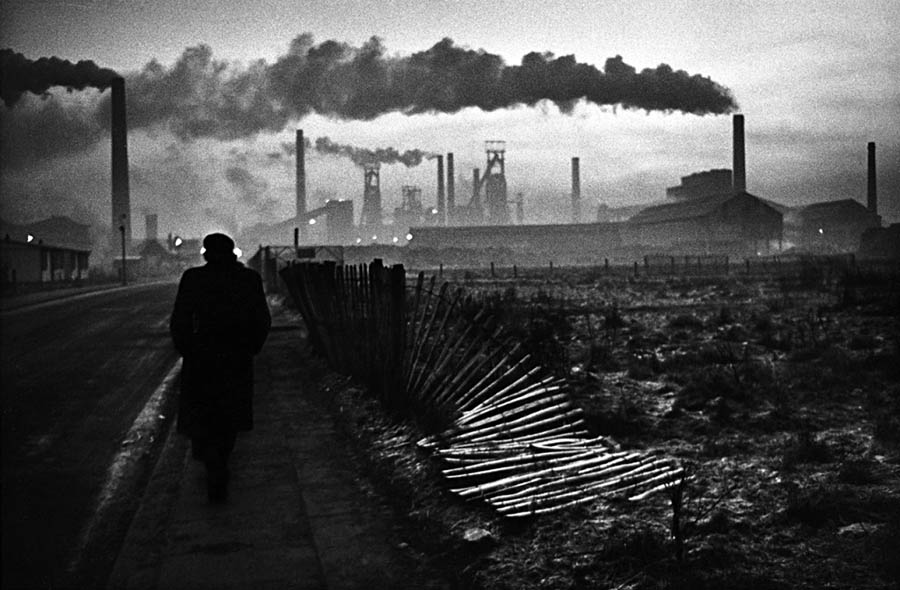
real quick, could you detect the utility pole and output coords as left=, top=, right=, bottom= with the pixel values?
left=119, top=214, right=127, bottom=286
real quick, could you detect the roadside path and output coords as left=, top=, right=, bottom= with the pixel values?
left=107, top=317, right=424, bottom=590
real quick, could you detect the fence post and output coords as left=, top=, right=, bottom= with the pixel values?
left=604, top=258, right=609, bottom=273
left=491, top=261, right=495, bottom=278
left=439, top=263, right=443, bottom=278
left=634, top=261, right=639, bottom=277
left=513, top=264, right=518, bottom=278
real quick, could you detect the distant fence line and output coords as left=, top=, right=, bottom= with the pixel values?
left=279, top=260, right=683, bottom=517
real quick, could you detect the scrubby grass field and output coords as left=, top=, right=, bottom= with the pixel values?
left=305, top=264, right=900, bottom=589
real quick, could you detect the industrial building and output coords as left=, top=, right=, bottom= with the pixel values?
left=787, top=200, right=881, bottom=253
left=783, top=142, right=883, bottom=253
left=247, top=113, right=887, bottom=265
left=623, top=191, right=783, bottom=255
left=665, top=169, right=733, bottom=201
left=1, top=216, right=92, bottom=287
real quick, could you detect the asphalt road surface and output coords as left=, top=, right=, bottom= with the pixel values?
left=1, top=282, right=180, bottom=589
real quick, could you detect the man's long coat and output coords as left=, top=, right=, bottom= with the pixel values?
left=170, top=261, right=271, bottom=437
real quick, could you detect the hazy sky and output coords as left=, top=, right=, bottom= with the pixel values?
left=2, top=0, right=898, bottom=243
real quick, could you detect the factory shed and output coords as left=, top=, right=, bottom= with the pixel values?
left=408, top=223, right=623, bottom=265
left=1, top=216, right=92, bottom=287
left=790, top=199, right=881, bottom=253
left=623, top=191, right=783, bottom=255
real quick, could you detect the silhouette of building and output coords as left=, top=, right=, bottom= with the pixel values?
left=787, top=199, right=882, bottom=253
left=1, top=216, right=92, bottom=286
left=665, top=169, right=733, bottom=201
left=622, top=191, right=783, bottom=254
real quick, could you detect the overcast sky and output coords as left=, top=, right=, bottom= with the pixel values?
left=2, top=0, right=898, bottom=243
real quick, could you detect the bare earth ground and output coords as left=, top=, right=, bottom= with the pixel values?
left=286, top=266, right=900, bottom=590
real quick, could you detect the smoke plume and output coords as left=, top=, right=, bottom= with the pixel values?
left=0, top=49, right=119, bottom=107
left=1, top=35, right=736, bottom=142
left=313, top=136, right=435, bottom=167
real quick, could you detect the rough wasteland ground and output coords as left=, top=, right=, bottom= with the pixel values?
left=285, top=266, right=900, bottom=590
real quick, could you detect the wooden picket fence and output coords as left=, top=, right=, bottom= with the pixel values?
left=280, top=259, right=683, bottom=517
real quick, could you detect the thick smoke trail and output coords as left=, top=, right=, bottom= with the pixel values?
left=1, top=36, right=737, bottom=166
left=313, top=136, right=435, bottom=167
left=78, top=34, right=734, bottom=140
left=0, top=49, right=119, bottom=107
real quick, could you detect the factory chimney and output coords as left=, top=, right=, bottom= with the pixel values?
left=110, top=77, right=131, bottom=248
left=296, top=129, right=307, bottom=217
left=867, top=142, right=877, bottom=215
left=732, top=114, right=746, bottom=193
left=571, top=157, right=581, bottom=223
left=145, top=214, right=158, bottom=242
left=446, top=153, right=455, bottom=224
left=436, top=155, right=445, bottom=225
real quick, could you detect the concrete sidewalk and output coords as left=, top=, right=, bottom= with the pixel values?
left=107, top=318, right=424, bottom=589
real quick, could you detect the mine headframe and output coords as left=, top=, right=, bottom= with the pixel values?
left=469, top=140, right=510, bottom=225
left=360, top=162, right=382, bottom=229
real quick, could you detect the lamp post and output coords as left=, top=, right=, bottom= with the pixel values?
left=119, top=214, right=127, bottom=286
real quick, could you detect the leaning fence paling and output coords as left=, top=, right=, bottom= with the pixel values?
left=279, top=260, right=682, bottom=516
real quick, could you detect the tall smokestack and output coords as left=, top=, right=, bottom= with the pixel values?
left=732, top=114, right=746, bottom=193
left=867, top=142, right=877, bottom=215
left=145, top=214, right=158, bottom=242
left=296, top=129, right=307, bottom=217
left=446, top=153, right=455, bottom=224
left=472, top=168, right=480, bottom=205
left=436, top=155, right=445, bottom=226
left=111, top=77, right=131, bottom=248
left=571, top=157, right=581, bottom=223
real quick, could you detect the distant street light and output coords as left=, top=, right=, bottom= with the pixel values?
left=26, top=234, right=34, bottom=243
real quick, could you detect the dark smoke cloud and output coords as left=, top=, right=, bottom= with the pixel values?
left=313, top=136, right=435, bottom=167
left=0, top=95, right=103, bottom=169
left=0, top=48, right=119, bottom=108
left=278, top=134, right=433, bottom=167
left=83, top=35, right=734, bottom=140
left=1, top=36, right=737, bottom=169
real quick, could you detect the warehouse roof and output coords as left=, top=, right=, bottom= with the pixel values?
left=628, top=191, right=781, bottom=225
left=0, top=216, right=92, bottom=252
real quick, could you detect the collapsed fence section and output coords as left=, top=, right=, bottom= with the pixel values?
left=280, top=259, right=683, bottom=516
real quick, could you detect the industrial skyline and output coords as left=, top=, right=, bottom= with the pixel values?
left=1, top=0, right=898, bottom=244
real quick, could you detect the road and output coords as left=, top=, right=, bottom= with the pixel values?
left=1, top=282, right=180, bottom=589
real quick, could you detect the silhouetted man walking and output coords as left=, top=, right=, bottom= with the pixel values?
left=170, top=233, right=271, bottom=502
